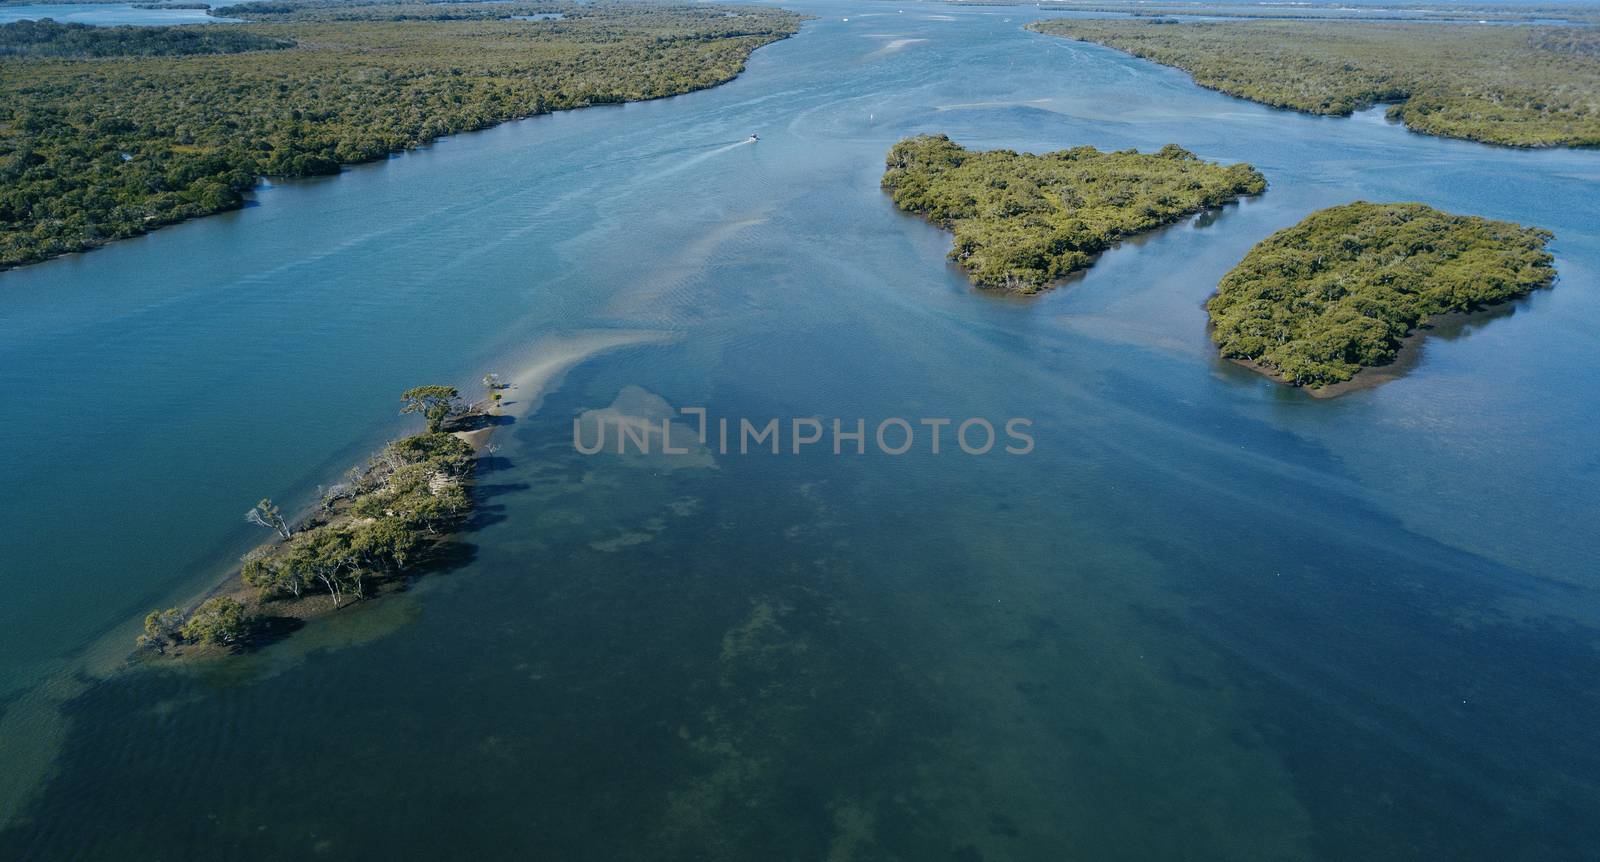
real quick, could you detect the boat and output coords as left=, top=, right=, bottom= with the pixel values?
left=747, top=133, right=759, bottom=143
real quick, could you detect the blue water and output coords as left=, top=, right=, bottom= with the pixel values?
left=2, top=2, right=1599, bottom=857
left=0, top=3, right=231, bottom=25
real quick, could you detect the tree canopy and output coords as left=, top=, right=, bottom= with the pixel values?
left=882, top=134, right=1266, bottom=292
left=400, top=385, right=462, bottom=433
left=1208, top=201, right=1556, bottom=386
left=0, top=19, right=292, bottom=58
left=241, top=428, right=474, bottom=610
left=179, top=596, right=254, bottom=645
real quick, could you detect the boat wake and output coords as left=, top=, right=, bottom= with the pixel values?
left=631, top=137, right=758, bottom=187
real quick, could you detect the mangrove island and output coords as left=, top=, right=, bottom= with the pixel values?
left=1207, top=201, right=1557, bottom=388
left=882, top=134, right=1266, bottom=293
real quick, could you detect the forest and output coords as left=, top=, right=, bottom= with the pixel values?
left=1207, top=201, right=1556, bottom=387
left=1031, top=19, right=1600, bottom=148
left=882, top=134, right=1265, bottom=292
left=0, top=1, right=802, bottom=270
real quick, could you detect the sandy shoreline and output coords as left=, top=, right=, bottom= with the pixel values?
left=136, top=328, right=670, bottom=663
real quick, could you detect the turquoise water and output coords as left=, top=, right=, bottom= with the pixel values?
left=3, top=2, right=1600, bottom=857
left=0, top=3, right=232, bottom=25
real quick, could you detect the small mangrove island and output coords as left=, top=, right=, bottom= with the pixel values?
left=882, top=134, right=1266, bottom=293
left=1030, top=19, right=1600, bottom=148
left=1208, top=201, right=1556, bottom=388
left=137, top=382, right=502, bottom=656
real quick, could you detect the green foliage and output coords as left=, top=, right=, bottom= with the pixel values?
left=352, top=460, right=472, bottom=533
left=215, top=0, right=569, bottom=23
left=399, top=385, right=462, bottom=432
left=140, top=390, right=481, bottom=652
left=1018, top=2, right=1600, bottom=25
left=349, top=516, right=425, bottom=571
left=1207, top=201, right=1556, bottom=386
left=242, top=553, right=304, bottom=599
left=141, top=607, right=183, bottom=648
left=283, top=525, right=363, bottom=605
left=0, top=19, right=292, bottom=58
left=383, top=430, right=475, bottom=474
left=0, top=2, right=802, bottom=269
left=1031, top=19, right=1600, bottom=148
left=247, top=428, right=474, bottom=606
left=180, top=596, right=254, bottom=644
left=882, top=134, right=1265, bottom=292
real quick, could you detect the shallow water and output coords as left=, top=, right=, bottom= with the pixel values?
left=0, top=3, right=232, bottom=25
left=2, top=2, right=1599, bottom=857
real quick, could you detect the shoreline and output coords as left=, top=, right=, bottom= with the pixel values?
left=130, top=329, right=666, bottom=664
left=0, top=330, right=667, bottom=829
left=0, top=18, right=802, bottom=274
left=137, top=399, right=503, bottom=663
left=1030, top=25, right=1600, bottom=151
left=1218, top=301, right=1535, bottom=398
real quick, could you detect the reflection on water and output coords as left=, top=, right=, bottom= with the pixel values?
left=2, top=1, right=1599, bottom=857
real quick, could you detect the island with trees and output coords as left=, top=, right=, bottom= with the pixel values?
left=137, top=381, right=503, bottom=656
left=882, top=134, right=1266, bottom=293
left=0, top=0, right=802, bottom=270
left=1029, top=19, right=1600, bottom=148
left=1207, top=201, right=1557, bottom=389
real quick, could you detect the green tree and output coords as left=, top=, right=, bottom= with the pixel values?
left=284, top=527, right=362, bottom=606
left=242, top=554, right=304, bottom=600
left=180, top=596, right=253, bottom=645
left=400, top=385, right=462, bottom=433
left=350, top=517, right=424, bottom=573
left=138, top=607, right=184, bottom=651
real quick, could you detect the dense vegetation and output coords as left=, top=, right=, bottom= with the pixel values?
left=1031, top=19, right=1600, bottom=148
left=139, top=385, right=482, bottom=653
left=1022, top=1, right=1600, bottom=25
left=0, top=19, right=291, bottom=57
left=213, top=0, right=566, bottom=22
left=0, top=1, right=802, bottom=270
left=1208, top=202, right=1556, bottom=387
left=882, top=134, right=1265, bottom=292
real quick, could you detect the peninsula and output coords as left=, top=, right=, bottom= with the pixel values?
left=1030, top=19, right=1600, bottom=148
left=882, top=134, right=1266, bottom=293
left=0, top=1, right=802, bottom=270
left=138, top=383, right=499, bottom=656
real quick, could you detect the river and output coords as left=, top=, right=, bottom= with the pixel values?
left=2, top=1, right=1598, bottom=857
left=0, top=3, right=232, bottom=25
